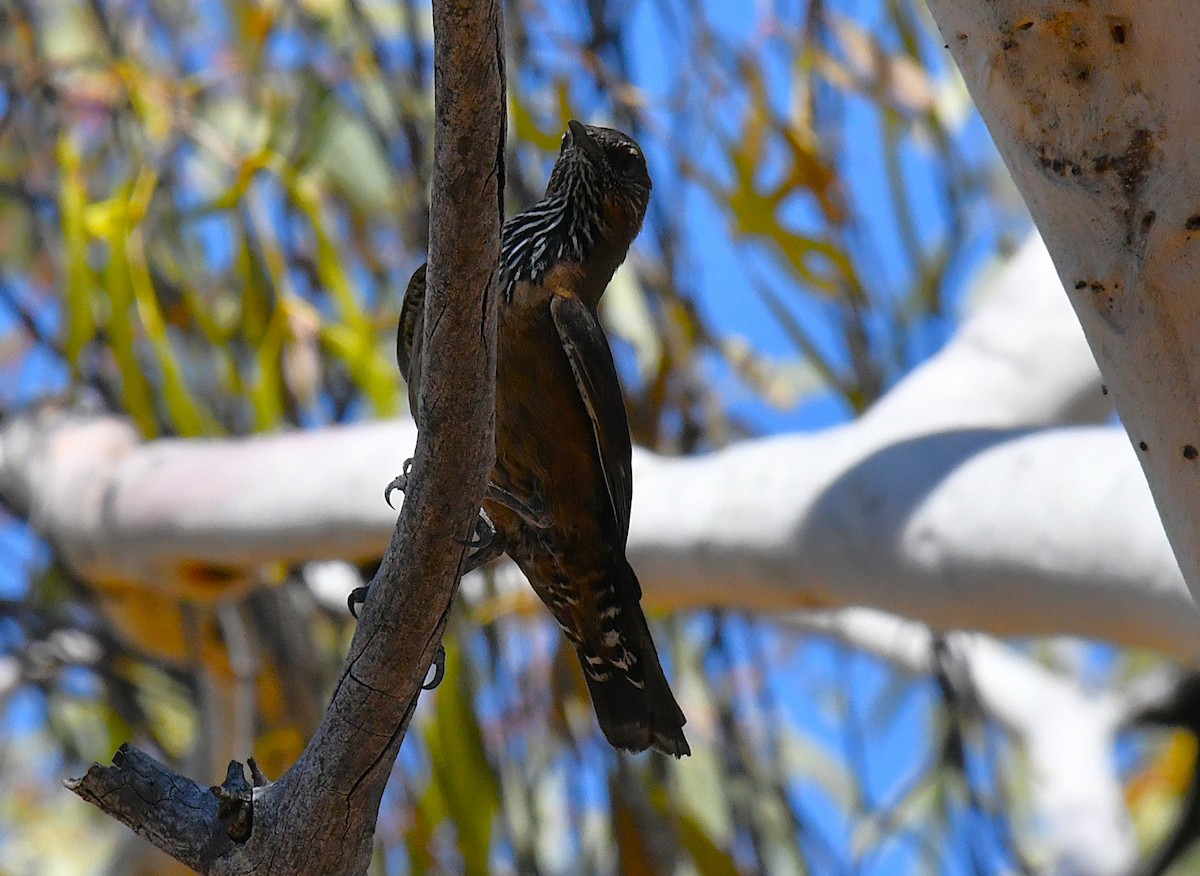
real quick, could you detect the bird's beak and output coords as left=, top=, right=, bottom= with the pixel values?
left=567, top=119, right=604, bottom=161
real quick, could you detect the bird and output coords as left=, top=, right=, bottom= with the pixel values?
left=394, top=120, right=689, bottom=757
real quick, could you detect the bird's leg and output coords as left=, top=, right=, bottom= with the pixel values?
left=486, top=483, right=552, bottom=529
left=384, top=457, right=415, bottom=509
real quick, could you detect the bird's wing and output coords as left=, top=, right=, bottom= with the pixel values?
left=550, top=293, right=634, bottom=543
left=397, top=264, right=427, bottom=421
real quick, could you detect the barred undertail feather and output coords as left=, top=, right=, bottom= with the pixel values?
left=575, top=560, right=689, bottom=758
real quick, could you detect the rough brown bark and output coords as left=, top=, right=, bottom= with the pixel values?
left=64, top=0, right=506, bottom=871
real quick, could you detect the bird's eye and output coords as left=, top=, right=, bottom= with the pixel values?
left=610, top=146, right=642, bottom=172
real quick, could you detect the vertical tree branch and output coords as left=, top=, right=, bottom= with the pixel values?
left=64, top=1, right=505, bottom=872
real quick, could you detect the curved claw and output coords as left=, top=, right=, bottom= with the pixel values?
left=384, top=476, right=406, bottom=509
left=347, top=586, right=369, bottom=619
left=462, top=512, right=505, bottom=575
left=423, top=644, right=446, bottom=690
left=384, top=458, right=416, bottom=509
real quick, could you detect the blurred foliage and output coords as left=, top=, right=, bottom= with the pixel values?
left=0, top=1, right=1184, bottom=875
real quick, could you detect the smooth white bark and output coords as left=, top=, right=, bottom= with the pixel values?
left=630, top=424, right=1196, bottom=654
left=2, top=236, right=1197, bottom=658
left=924, top=0, right=1200, bottom=609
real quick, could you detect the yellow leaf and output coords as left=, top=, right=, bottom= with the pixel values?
left=98, top=185, right=157, bottom=436
left=82, top=198, right=123, bottom=239
left=510, top=87, right=568, bottom=153
left=56, top=135, right=95, bottom=368
left=286, top=170, right=398, bottom=415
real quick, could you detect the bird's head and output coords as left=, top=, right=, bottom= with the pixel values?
left=546, top=120, right=652, bottom=241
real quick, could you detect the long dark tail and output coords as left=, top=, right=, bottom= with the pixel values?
left=578, top=562, right=690, bottom=758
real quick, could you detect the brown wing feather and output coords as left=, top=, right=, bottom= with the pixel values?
left=549, top=294, right=633, bottom=543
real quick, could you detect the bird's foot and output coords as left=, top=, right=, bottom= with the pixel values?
left=487, top=483, right=552, bottom=529
left=384, top=457, right=415, bottom=509
left=462, top=510, right=505, bottom=575
left=350, top=510, right=501, bottom=619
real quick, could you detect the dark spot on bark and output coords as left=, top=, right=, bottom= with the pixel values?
left=1076, top=67, right=1090, bottom=82
left=1112, top=129, right=1154, bottom=195
left=1017, top=21, right=1033, bottom=31
left=1035, top=145, right=1082, bottom=177
left=1075, top=280, right=1087, bottom=289
left=1083, top=129, right=1156, bottom=248
left=1110, top=23, right=1126, bottom=44
left=1001, top=38, right=1017, bottom=50
left=1090, top=282, right=1104, bottom=293
left=1185, top=445, right=1198, bottom=461
left=1101, top=384, right=1108, bottom=395
left=1141, top=211, right=1156, bottom=233
left=1186, top=215, right=1200, bottom=230
left=1139, top=441, right=1149, bottom=451
left=957, top=32, right=968, bottom=41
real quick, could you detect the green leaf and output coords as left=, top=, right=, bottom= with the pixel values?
left=92, top=184, right=158, bottom=436
left=287, top=171, right=398, bottom=416
left=249, top=306, right=287, bottom=432
left=424, top=637, right=500, bottom=875
left=510, top=84, right=572, bottom=153
left=406, top=774, right=446, bottom=876
left=676, top=809, right=743, bottom=876
left=56, top=135, right=95, bottom=370
left=123, top=169, right=217, bottom=437
left=313, top=106, right=397, bottom=214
